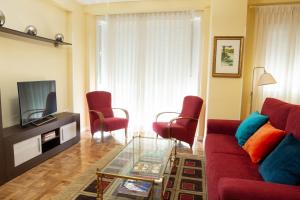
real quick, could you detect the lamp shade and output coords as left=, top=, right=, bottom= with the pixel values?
left=258, top=72, right=276, bottom=86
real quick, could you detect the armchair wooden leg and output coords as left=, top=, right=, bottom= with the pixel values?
left=175, top=140, right=177, bottom=157
left=156, top=133, right=158, bottom=138
left=125, top=128, right=127, bottom=138
left=189, top=144, right=193, bottom=149
left=101, top=130, right=104, bottom=140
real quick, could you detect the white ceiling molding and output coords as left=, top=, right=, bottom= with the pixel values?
left=84, top=0, right=210, bottom=15
left=78, top=0, right=141, bottom=4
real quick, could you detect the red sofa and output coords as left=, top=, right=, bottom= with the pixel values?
left=205, top=98, right=300, bottom=200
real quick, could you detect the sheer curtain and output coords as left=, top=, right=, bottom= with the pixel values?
left=252, top=5, right=300, bottom=111
left=96, top=12, right=201, bottom=132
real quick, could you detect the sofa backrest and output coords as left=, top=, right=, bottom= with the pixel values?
left=286, top=105, right=300, bottom=141
left=261, top=98, right=294, bottom=130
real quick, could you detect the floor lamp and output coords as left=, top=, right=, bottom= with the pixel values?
left=250, top=67, right=277, bottom=113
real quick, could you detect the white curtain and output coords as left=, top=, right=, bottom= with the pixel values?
left=96, top=12, right=201, bottom=132
left=252, top=5, right=300, bottom=111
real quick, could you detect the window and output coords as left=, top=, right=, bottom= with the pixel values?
left=96, top=12, right=202, bottom=132
left=252, top=5, right=300, bottom=110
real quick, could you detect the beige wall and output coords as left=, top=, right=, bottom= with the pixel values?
left=198, top=8, right=211, bottom=137
left=206, top=0, right=248, bottom=120
left=50, top=0, right=88, bottom=130
left=68, top=8, right=88, bottom=131
left=0, top=0, right=87, bottom=130
left=241, top=7, right=255, bottom=119
left=0, top=0, right=70, bottom=127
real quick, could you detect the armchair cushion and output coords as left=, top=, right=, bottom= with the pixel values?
left=177, top=96, right=203, bottom=127
left=235, top=112, right=269, bottom=146
left=86, top=91, right=114, bottom=118
left=86, top=91, right=129, bottom=135
left=152, top=122, right=187, bottom=140
left=93, top=117, right=128, bottom=132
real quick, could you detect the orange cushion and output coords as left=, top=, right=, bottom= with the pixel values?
left=243, top=123, right=286, bottom=163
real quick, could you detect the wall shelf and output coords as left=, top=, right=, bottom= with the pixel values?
left=0, top=26, right=72, bottom=47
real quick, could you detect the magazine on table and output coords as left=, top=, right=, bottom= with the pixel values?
left=130, top=161, right=162, bottom=178
left=140, top=152, right=164, bottom=163
left=117, top=179, right=152, bottom=197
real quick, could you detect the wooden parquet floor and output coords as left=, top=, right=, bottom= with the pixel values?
left=0, top=131, right=204, bottom=200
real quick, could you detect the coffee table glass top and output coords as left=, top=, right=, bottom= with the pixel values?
left=100, top=136, right=174, bottom=181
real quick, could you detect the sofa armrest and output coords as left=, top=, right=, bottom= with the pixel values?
left=207, top=119, right=241, bottom=135
left=218, top=177, right=300, bottom=200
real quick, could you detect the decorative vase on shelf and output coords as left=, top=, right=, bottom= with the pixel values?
left=25, top=25, right=37, bottom=36
left=0, top=10, right=5, bottom=27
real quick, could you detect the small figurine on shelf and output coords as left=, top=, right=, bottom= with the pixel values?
left=55, top=33, right=64, bottom=43
left=0, top=10, right=5, bottom=27
left=25, top=25, right=37, bottom=36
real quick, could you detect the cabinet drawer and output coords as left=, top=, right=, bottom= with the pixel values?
left=13, top=135, right=42, bottom=167
left=60, top=122, right=77, bottom=144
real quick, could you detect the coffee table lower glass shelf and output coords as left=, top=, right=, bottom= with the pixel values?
left=96, top=136, right=175, bottom=199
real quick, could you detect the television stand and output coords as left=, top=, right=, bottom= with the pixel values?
left=0, top=112, right=80, bottom=185
left=32, top=115, right=56, bottom=126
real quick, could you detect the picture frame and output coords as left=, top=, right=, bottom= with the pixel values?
left=212, top=36, right=244, bottom=78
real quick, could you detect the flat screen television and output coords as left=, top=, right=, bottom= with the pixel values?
left=17, top=80, right=57, bottom=126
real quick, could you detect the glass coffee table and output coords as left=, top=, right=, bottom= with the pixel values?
left=96, top=136, right=176, bottom=199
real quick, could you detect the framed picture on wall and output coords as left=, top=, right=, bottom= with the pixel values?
left=212, top=36, right=244, bottom=78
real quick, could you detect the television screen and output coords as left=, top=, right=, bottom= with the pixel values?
left=17, top=80, right=57, bottom=126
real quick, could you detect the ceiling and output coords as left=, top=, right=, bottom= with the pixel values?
left=78, top=0, right=141, bottom=4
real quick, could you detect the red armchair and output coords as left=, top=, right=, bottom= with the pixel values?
left=152, top=96, right=203, bottom=148
left=86, top=91, right=129, bottom=138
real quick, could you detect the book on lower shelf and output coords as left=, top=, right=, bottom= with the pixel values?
left=42, top=131, right=56, bottom=142
left=117, top=179, right=152, bottom=197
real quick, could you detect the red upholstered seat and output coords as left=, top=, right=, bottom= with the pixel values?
left=205, top=134, right=248, bottom=156
left=93, top=117, right=128, bottom=132
left=153, top=122, right=187, bottom=139
left=152, top=96, right=203, bottom=148
left=86, top=91, right=129, bottom=137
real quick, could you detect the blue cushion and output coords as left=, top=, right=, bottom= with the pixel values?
left=259, top=134, right=300, bottom=185
left=235, top=112, right=269, bottom=146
